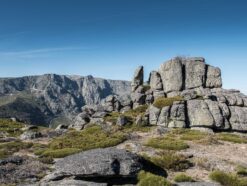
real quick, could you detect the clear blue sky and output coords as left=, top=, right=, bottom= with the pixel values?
left=0, top=0, right=247, bottom=93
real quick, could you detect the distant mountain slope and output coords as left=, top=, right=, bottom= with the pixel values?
left=0, top=74, right=131, bottom=126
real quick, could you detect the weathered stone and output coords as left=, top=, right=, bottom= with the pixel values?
left=149, top=71, right=163, bottom=90
left=187, top=100, right=215, bottom=127
left=157, top=106, right=170, bottom=127
left=145, top=93, right=154, bottom=105
left=153, top=90, right=165, bottom=99
left=42, top=148, right=166, bottom=183
left=159, top=58, right=183, bottom=93
left=55, top=124, right=68, bottom=130
left=71, top=113, right=90, bottom=130
left=135, top=114, right=148, bottom=126
left=149, top=105, right=161, bottom=125
left=166, top=91, right=181, bottom=98
left=116, top=115, right=128, bottom=126
left=218, top=103, right=231, bottom=130
left=235, top=95, right=244, bottom=106
left=205, top=100, right=224, bottom=128
left=131, top=66, right=143, bottom=92
left=40, top=180, right=108, bottom=186
left=206, top=66, right=222, bottom=88
left=225, top=94, right=237, bottom=106
left=20, top=130, right=42, bottom=140
left=229, top=106, right=247, bottom=131
left=168, top=102, right=186, bottom=128
left=176, top=182, right=220, bottom=186
left=131, top=93, right=146, bottom=104
left=181, top=89, right=198, bottom=100
left=243, top=97, right=247, bottom=107
left=185, top=60, right=206, bottom=89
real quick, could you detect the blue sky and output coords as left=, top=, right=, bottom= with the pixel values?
left=0, top=0, right=247, bottom=93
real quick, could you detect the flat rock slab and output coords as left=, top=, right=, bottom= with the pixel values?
left=176, top=182, right=220, bottom=186
left=42, top=147, right=166, bottom=184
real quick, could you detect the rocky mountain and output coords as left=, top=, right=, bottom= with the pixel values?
left=0, top=74, right=130, bottom=126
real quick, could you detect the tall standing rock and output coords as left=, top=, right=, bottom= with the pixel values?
left=185, top=58, right=206, bottom=89
left=149, top=71, right=163, bottom=90
left=159, top=58, right=183, bottom=93
left=131, top=66, right=144, bottom=92
left=149, top=71, right=165, bottom=99
left=206, top=66, right=222, bottom=88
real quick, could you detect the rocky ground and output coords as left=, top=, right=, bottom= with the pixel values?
left=1, top=119, right=247, bottom=186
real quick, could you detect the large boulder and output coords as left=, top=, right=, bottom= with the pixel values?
left=187, top=100, right=215, bottom=127
left=206, top=66, right=222, bottom=88
left=168, top=101, right=186, bottom=128
left=149, top=105, right=161, bottom=125
left=157, top=106, right=170, bottom=127
left=42, top=148, right=166, bottom=185
left=185, top=58, right=206, bottom=89
left=131, top=66, right=144, bottom=92
left=149, top=71, right=163, bottom=91
left=229, top=106, right=247, bottom=131
left=159, top=58, right=183, bottom=93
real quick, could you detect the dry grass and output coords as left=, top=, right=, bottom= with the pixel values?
left=153, top=96, right=183, bottom=109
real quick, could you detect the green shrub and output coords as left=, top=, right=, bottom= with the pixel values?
left=174, top=173, right=194, bottom=182
left=0, top=141, right=33, bottom=158
left=145, top=137, right=189, bottom=151
left=41, top=148, right=81, bottom=158
left=237, top=166, right=247, bottom=176
left=153, top=96, right=183, bottom=109
left=209, top=170, right=247, bottom=186
left=217, top=133, right=247, bottom=144
left=124, top=105, right=148, bottom=118
left=180, top=130, right=209, bottom=141
left=39, top=156, right=54, bottom=164
left=104, top=112, right=121, bottom=123
left=0, top=119, right=24, bottom=137
left=149, top=151, right=192, bottom=171
left=137, top=171, right=171, bottom=186
left=35, top=126, right=126, bottom=158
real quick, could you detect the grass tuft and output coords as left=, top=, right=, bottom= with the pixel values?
left=209, top=170, right=247, bottom=186
left=0, top=141, right=33, bottom=159
left=145, top=151, right=192, bottom=171
left=0, top=119, right=24, bottom=137
left=137, top=171, right=171, bottom=186
left=217, top=133, right=247, bottom=144
left=174, top=173, right=195, bottom=182
left=35, top=125, right=126, bottom=158
left=145, top=137, right=189, bottom=151
left=236, top=165, right=247, bottom=177
left=153, top=96, right=183, bottom=109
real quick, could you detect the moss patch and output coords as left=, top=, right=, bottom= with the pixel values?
left=209, top=170, right=247, bottom=186
left=36, top=126, right=126, bottom=158
left=217, top=133, right=247, bottom=144
left=0, top=119, right=24, bottom=137
left=153, top=96, right=183, bottom=109
left=147, top=151, right=192, bottom=171
left=137, top=171, right=171, bottom=186
left=145, top=137, right=189, bottom=151
left=0, top=141, right=33, bottom=158
left=174, top=173, right=195, bottom=182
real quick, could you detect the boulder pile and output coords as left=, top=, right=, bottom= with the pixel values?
left=71, top=57, right=247, bottom=133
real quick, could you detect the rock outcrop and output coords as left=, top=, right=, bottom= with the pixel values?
left=127, top=57, right=247, bottom=132
left=41, top=147, right=166, bottom=185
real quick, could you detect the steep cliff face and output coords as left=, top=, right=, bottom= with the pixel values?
left=0, top=74, right=131, bottom=125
